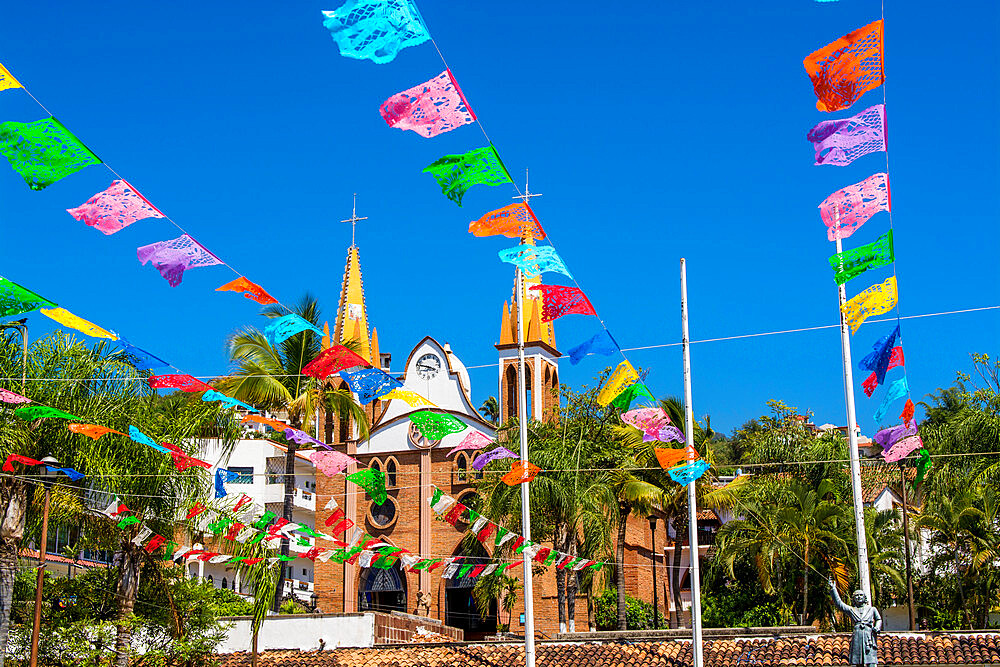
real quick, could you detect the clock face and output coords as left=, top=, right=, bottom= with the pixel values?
left=415, top=353, right=441, bottom=380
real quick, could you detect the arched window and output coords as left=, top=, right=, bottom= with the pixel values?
left=222, top=577, right=227, bottom=590
left=504, top=365, right=517, bottom=421
left=370, top=458, right=382, bottom=473
left=207, top=575, right=214, bottom=585
left=544, top=367, right=552, bottom=419
left=385, top=457, right=398, bottom=488
left=472, top=451, right=484, bottom=480
left=525, top=363, right=533, bottom=421
left=337, top=381, right=351, bottom=442
left=325, top=409, right=334, bottom=444
left=456, top=454, right=468, bottom=482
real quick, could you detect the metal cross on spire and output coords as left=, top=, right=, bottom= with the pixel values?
left=513, top=169, right=543, bottom=205
left=340, top=193, right=368, bottom=247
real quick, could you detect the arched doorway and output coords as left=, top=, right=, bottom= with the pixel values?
left=358, top=561, right=407, bottom=613
left=445, top=543, right=497, bottom=638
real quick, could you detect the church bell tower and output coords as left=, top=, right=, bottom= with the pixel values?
left=495, top=260, right=561, bottom=423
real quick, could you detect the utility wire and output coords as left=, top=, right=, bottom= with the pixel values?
left=2, top=303, right=994, bottom=383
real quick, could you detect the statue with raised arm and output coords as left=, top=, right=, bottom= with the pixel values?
left=829, top=578, right=882, bottom=666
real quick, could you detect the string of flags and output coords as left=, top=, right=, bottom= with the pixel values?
left=0, top=267, right=544, bottom=503
left=0, top=0, right=707, bottom=493
left=312, top=0, right=707, bottom=486
left=427, top=486, right=599, bottom=574
left=803, top=7, right=923, bottom=471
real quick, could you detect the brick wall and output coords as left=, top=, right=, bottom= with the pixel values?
left=372, top=611, right=463, bottom=644
left=313, top=436, right=683, bottom=636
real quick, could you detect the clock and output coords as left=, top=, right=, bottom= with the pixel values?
left=415, top=353, right=441, bottom=380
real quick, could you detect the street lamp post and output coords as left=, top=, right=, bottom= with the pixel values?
left=0, top=318, right=28, bottom=392
left=648, top=515, right=659, bottom=629
left=30, top=455, right=59, bottom=667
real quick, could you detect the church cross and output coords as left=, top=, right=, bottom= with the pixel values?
left=513, top=169, right=543, bottom=205
left=340, top=193, right=368, bottom=247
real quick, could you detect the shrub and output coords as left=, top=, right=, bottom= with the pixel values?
left=593, top=589, right=668, bottom=630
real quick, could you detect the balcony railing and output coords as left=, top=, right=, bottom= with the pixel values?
left=293, top=488, right=315, bottom=511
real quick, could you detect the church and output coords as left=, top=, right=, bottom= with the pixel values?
left=309, top=235, right=705, bottom=638
left=310, top=237, right=591, bottom=636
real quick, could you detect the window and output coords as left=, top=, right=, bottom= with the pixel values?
left=207, top=575, right=214, bottom=585
left=472, top=452, right=484, bottom=480
left=457, top=455, right=468, bottom=482
left=370, top=458, right=382, bottom=473
left=228, top=467, right=254, bottom=484
left=385, top=458, right=398, bottom=488
left=302, top=568, right=307, bottom=576
left=222, top=577, right=228, bottom=589
left=265, top=457, right=284, bottom=484
left=369, top=496, right=398, bottom=529
left=46, top=524, right=81, bottom=557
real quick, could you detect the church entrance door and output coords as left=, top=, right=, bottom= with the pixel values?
left=359, top=563, right=407, bottom=614
left=445, top=558, right=497, bottom=638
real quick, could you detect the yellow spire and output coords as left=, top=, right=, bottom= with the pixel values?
left=498, top=233, right=556, bottom=349
left=334, top=245, right=374, bottom=364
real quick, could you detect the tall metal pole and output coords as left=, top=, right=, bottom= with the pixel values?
left=30, top=482, right=52, bottom=667
left=649, top=517, right=659, bottom=629
left=679, top=259, right=704, bottom=667
left=835, top=235, right=872, bottom=600
left=515, top=266, right=536, bottom=667
left=899, top=461, right=915, bottom=630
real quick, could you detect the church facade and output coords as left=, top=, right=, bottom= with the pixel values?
left=311, top=242, right=689, bottom=636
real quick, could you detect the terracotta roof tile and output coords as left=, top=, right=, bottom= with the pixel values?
left=857, top=462, right=918, bottom=504
left=213, top=633, right=1000, bottom=667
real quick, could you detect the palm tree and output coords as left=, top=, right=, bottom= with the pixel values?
left=609, top=473, right=660, bottom=629
left=528, top=416, right=617, bottom=632
left=773, top=479, right=848, bottom=624
left=713, top=485, right=789, bottom=612
left=915, top=488, right=986, bottom=629
left=217, top=295, right=369, bottom=609
left=472, top=573, right=518, bottom=633
left=863, top=507, right=906, bottom=608
left=479, top=396, right=500, bottom=425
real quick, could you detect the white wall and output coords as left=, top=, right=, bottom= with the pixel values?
left=881, top=605, right=911, bottom=631
left=193, top=437, right=317, bottom=600
left=216, top=613, right=376, bottom=652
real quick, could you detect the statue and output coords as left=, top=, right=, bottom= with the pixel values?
left=829, top=578, right=882, bottom=667
left=415, top=590, right=432, bottom=617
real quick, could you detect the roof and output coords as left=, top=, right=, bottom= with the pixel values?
left=214, top=634, right=1000, bottom=666
left=859, top=462, right=917, bottom=504
left=19, top=548, right=108, bottom=569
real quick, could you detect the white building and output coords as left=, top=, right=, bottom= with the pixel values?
left=194, top=424, right=319, bottom=603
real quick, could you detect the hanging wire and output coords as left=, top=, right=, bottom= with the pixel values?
left=3, top=303, right=993, bottom=383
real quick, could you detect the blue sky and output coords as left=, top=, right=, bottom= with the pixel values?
left=0, top=1, right=996, bottom=436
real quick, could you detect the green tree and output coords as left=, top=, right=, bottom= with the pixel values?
left=217, top=295, right=369, bottom=609
left=472, top=573, right=518, bottom=632
left=627, top=397, right=745, bottom=628
left=773, top=479, right=847, bottom=623
left=0, top=331, right=240, bottom=667
left=863, top=506, right=906, bottom=608
left=915, top=488, right=985, bottom=629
